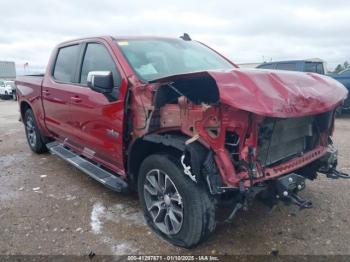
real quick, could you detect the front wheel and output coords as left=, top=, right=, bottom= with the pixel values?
left=138, top=154, right=216, bottom=248
left=24, top=109, right=48, bottom=153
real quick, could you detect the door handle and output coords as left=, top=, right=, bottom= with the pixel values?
left=70, top=96, right=82, bottom=103
left=42, top=90, right=50, bottom=96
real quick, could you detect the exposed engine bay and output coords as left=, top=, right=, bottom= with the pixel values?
left=129, top=68, right=349, bottom=215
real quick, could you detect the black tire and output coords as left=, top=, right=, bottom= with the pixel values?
left=138, top=154, right=216, bottom=248
left=12, top=92, right=17, bottom=101
left=24, top=109, right=48, bottom=153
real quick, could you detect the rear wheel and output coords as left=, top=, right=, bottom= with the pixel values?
left=24, top=109, right=48, bottom=153
left=138, top=154, right=216, bottom=248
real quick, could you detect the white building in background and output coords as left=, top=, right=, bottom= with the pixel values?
left=0, top=61, right=16, bottom=80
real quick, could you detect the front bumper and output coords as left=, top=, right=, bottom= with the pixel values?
left=240, top=146, right=328, bottom=186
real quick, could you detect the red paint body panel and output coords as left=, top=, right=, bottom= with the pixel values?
left=153, top=69, right=348, bottom=117
left=15, top=76, right=50, bottom=137
left=42, top=77, right=76, bottom=140
left=67, top=81, right=127, bottom=175
left=15, top=35, right=349, bottom=189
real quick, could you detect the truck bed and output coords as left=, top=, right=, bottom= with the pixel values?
left=15, top=75, right=46, bottom=131
left=16, top=75, right=44, bottom=87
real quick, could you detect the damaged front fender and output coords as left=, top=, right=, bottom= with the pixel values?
left=151, top=69, right=348, bottom=118
left=129, top=67, right=348, bottom=190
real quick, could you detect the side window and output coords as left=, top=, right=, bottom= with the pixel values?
left=53, top=45, right=80, bottom=82
left=316, top=63, right=324, bottom=74
left=305, top=62, right=317, bottom=73
left=276, top=63, right=297, bottom=71
left=80, top=43, right=120, bottom=86
left=258, top=63, right=275, bottom=69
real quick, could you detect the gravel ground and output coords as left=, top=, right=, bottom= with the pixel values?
left=0, top=99, right=349, bottom=256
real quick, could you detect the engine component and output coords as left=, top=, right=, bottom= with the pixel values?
left=257, top=116, right=314, bottom=166
left=181, top=154, right=197, bottom=182
left=318, top=141, right=350, bottom=179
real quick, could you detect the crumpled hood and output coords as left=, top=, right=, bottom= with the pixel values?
left=152, top=69, right=348, bottom=117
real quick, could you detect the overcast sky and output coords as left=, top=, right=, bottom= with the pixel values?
left=2, top=0, right=350, bottom=74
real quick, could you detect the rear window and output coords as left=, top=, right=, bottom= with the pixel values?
left=275, top=63, right=297, bottom=71
left=53, top=45, right=80, bottom=82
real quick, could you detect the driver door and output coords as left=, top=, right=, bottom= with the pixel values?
left=68, top=42, right=126, bottom=174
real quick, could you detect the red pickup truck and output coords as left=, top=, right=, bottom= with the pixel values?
left=16, top=35, right=349, bottom=248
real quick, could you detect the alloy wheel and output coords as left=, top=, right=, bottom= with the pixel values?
left=143, top=169, right=184, bottom=235
left=26, top=116, right=37, bottom=148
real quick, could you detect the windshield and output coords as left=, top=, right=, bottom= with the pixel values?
left=116, top=38, right=234, bottom=81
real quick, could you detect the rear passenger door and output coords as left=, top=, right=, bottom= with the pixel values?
left=68, top=42, right=126, bottom=174
left=42, top=44, right=81, bottom=142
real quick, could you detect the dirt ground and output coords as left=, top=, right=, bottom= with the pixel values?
left=0, top=99, right=349, bottom=256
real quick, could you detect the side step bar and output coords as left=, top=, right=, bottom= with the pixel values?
left=46, top=142, right=128, bottom=192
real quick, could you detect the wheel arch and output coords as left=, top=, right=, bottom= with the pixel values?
left=20, top=100, right=32, bottom=121
left=127, top=133, right=217, bottom=191
left=20, top=100, right=52, bottom=144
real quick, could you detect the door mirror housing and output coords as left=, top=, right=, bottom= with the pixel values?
left=87, top=71, right=114, bottom=93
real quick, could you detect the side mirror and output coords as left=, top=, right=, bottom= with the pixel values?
left=87, top=71, right=114, bottom=93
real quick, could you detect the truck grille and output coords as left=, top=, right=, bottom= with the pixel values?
left=257, top=116, right=314, bottom=167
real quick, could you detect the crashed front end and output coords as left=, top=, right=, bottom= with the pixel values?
left=132, top=68, right=349, bottom=211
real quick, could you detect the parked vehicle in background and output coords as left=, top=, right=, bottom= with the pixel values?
left=327, top=69, right=350, bottom=111
left=256, top=59, right=325, bottom=74
left=4, top=80, right=17, bottom=100
left=15, top=35, right=349, bottom=248
left=0, top=80, right=14, bottom=99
